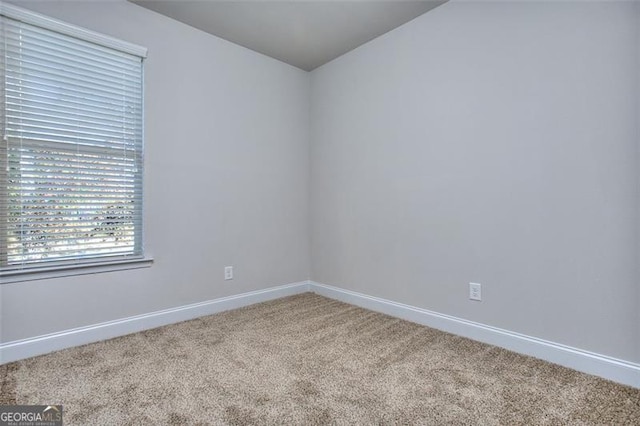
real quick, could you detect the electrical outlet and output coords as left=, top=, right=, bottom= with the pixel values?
left=469, top=282, right=481, bottom=301
left=224, top=266, right=233, bottom=280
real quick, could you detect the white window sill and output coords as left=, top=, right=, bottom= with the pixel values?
left=0, top=257, right=154, bottom=284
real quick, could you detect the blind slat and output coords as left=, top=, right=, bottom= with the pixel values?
left=6, top=92, right=142, bottom=121
left=3, top=21, right=142, bottom=66
left=5, top=218, right=142, bottom=226
left=7, top=108, right=140, bottom=132
left=7, top=104, right=140, bottom=127
left=6, top=80, right=141, bottom=108
left=5, top=247, right=141, bottom=262
left=4, top=36, right=142, bottom=79
left=5, top=52, right=141, bottom=91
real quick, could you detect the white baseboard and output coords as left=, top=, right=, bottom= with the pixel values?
left=0, top=281, right=310, bottom=365
left=3, top=279, right=638, bottom=389
left=310, top=281, right=640, bottom=389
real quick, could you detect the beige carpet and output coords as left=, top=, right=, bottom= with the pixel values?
left=1, top=293, right=639, bottom=425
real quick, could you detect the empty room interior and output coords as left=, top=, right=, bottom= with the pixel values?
left=0, top=0, right=639, bottom=424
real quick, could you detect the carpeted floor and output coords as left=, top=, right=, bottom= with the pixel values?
left=1, top=293, right=639, bottom=425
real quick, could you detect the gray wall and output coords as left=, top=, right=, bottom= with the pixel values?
left=2, top=0, right=639, bottom=367
left=310, top=0, right=640, bottom=363
left=0, top=0, right=311, bottom=342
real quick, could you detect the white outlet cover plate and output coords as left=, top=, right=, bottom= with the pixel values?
left=224, top=266, right=233, bottom=280
left=469, top=282, right=482, bottom=301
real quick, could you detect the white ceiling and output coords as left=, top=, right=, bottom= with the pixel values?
left=130, top=0, right=447, bottom=71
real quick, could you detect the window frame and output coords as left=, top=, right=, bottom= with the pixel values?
left=0, top=3, right=152, bottom=283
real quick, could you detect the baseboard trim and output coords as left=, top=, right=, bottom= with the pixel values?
left=310, top=281, right=640, bottom=389
left=0, top=281, right=311, bottom=364
left=4, top=280, right=638, bottom=388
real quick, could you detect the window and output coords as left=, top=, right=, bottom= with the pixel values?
left=1, top=4, right=148, bottom=276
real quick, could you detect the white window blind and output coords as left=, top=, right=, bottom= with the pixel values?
left=1, top=7, right=146, bottom=272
